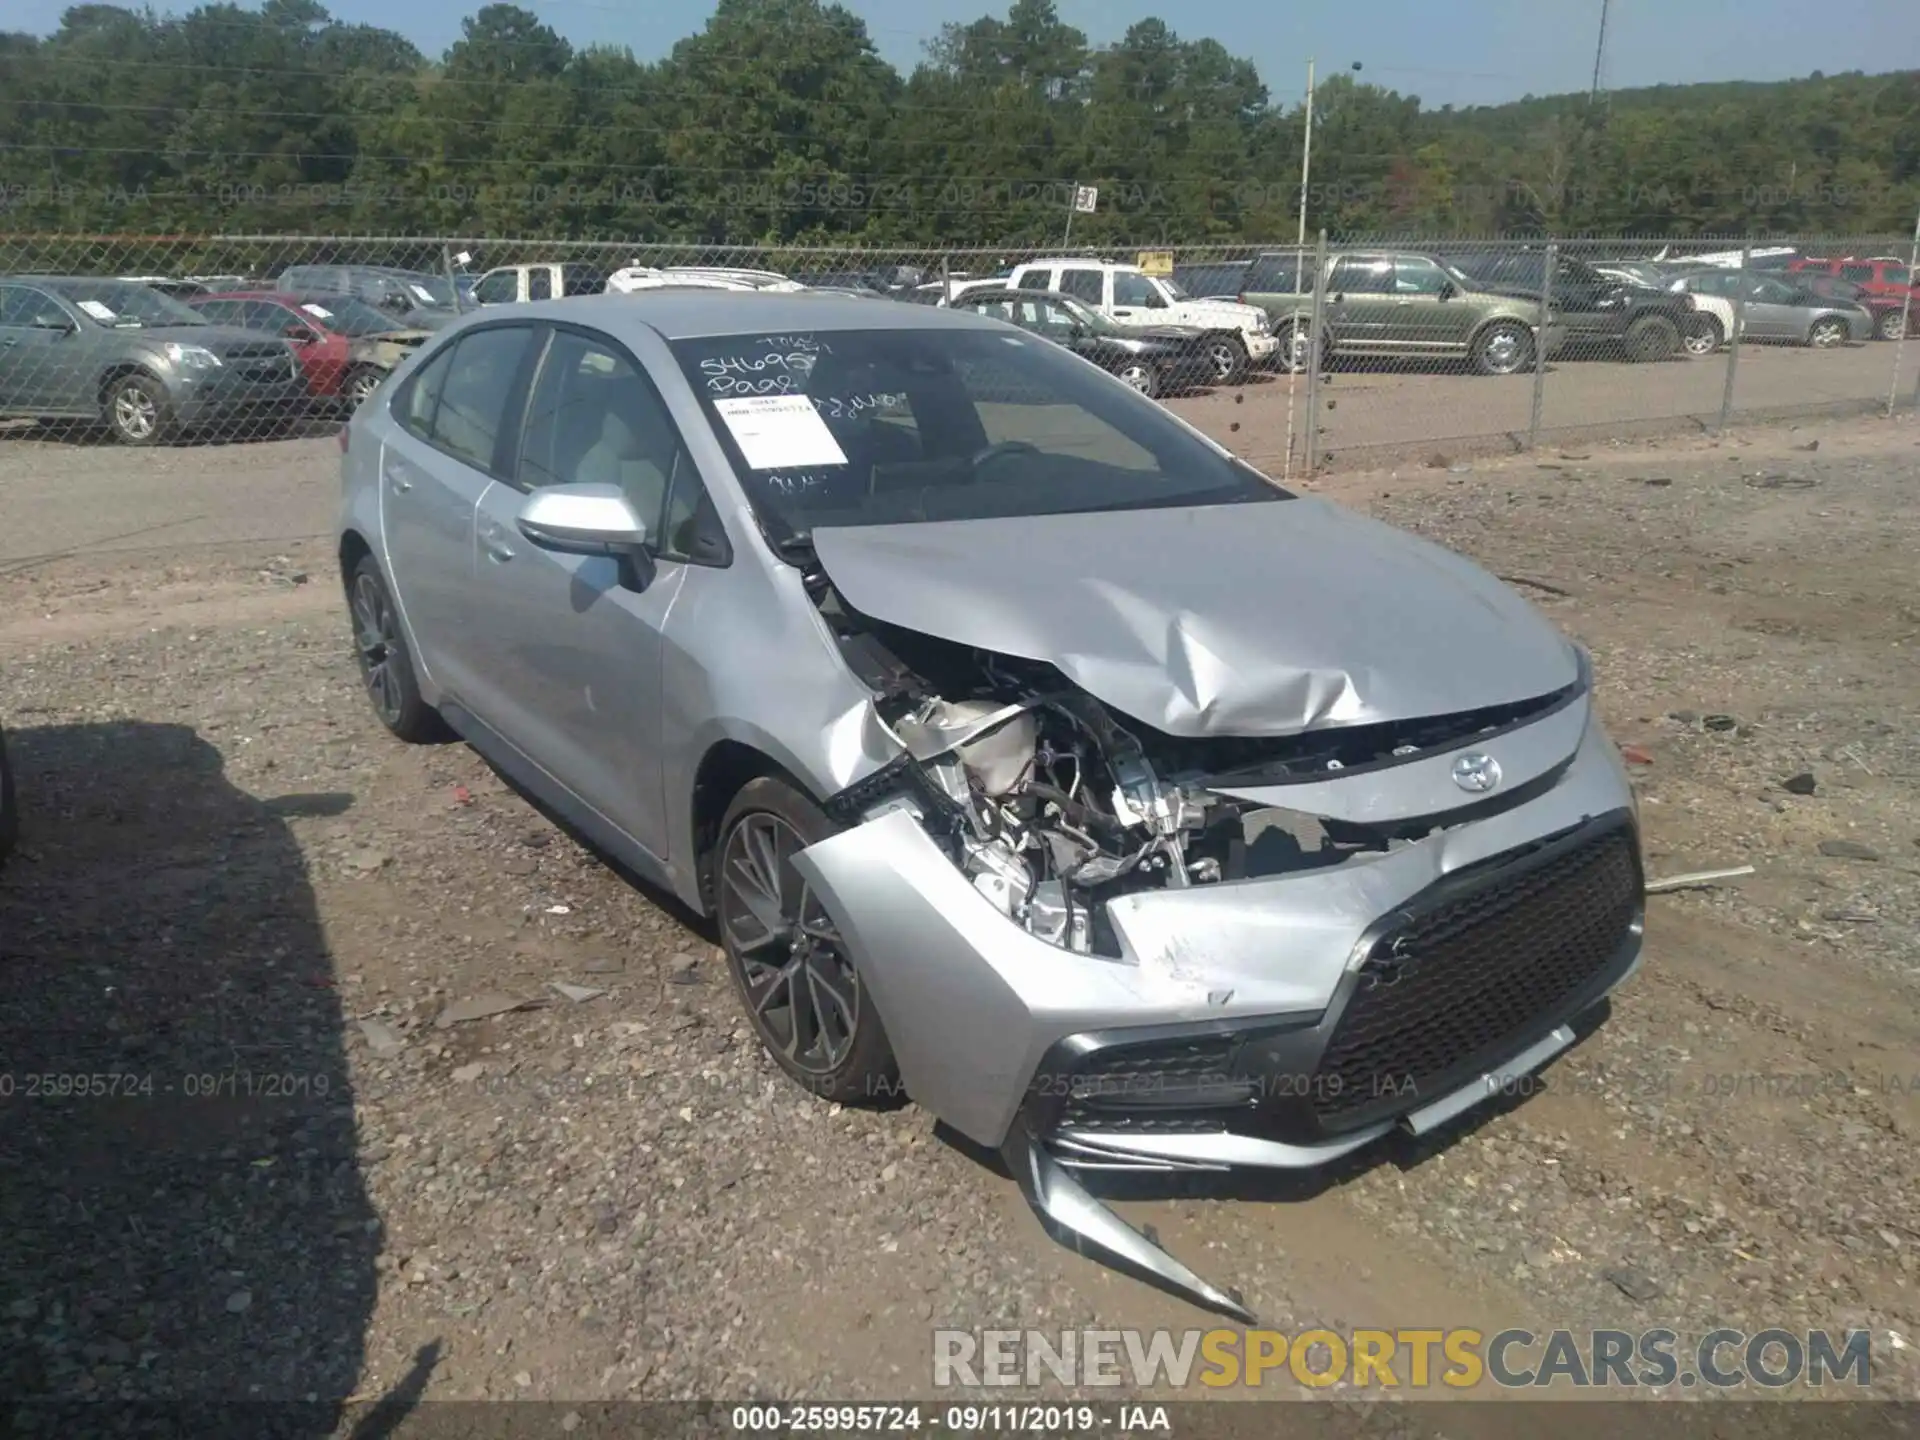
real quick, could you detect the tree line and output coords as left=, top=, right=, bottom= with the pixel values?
left=1, top=0, right=1916, bottom=244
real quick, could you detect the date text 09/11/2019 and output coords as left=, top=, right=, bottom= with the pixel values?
left=0, top=1071, right=335, bottom=1099
left=727, top=1406, right=1172, bottom=1433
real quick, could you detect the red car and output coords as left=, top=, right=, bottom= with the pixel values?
left=1786, top=256, right=1916, bottom=306
left=188, top=290, right=431, bottom=410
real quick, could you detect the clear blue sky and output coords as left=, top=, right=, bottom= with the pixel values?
left=14, top=0, right=1920, bottom=107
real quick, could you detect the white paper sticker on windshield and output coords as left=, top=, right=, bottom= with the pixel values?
left=77, top=300, right=118, bottom=321
left=712, top=396, right=849, bottom=470
left=300, top=303, right=333, bottom=318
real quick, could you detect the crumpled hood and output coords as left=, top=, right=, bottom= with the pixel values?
left=810, top=498, right=1578, bottom=737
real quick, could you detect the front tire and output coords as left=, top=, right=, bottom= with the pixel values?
left=1623, top=314, right=1681, bottom=362
left=1276, top=319, right=1319, bottom=374
left=347, top=555, right=443, bottom=742
left=344, top=365, right=385, bottom=411
left=716, top=777, right=898, bottom=1105
left=104, top=372, right=173, bottom=446
left=1204, top=334, right=1248, bottom=385
left=1873, top=309, right=1907, bottom=342
left=1681, top=314, right=1723, bottom=357
left=1807, top=318, right=1847, bottom=349
left=1471, top=321, right=1534, bottom=376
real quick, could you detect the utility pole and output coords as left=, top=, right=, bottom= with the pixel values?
left=1588, top=0, right=1611, bottom=106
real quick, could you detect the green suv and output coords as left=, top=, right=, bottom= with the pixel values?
left=1239, top=250, right=1566, bottom=376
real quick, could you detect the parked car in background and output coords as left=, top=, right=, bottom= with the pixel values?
left=117, top=275, right=210, bottom=299
left=471, top=263, right=612, bottom=305
left=1791, top=273, right=1910, bottom=340
left=1007, top=259, right=1277, bottom=382
left=0, top=276, right=305, bottom=444
left=278, top=265, right=462, bottom=330
left=1445, top=250, right=1698, bottom=361
left=948, top=288, right=1220, bottom=397
left=338, top=289, right=1644, bottom=1320
left=1786, top=256, right=1915, bottom=309
left=1172, top=259, right=1252, bottom=301
left=606, top=265, right=804, bottom=294
left=190, top=290, right=433, bottom=410
left=1664, top=270, right=1872, bottom=347
left=1244, top=251, right=1565, bottom=376
left=0, top=720, right=15, bottom=868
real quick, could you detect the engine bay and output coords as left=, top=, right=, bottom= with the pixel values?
left=813, top=578, right=1562, bottom=959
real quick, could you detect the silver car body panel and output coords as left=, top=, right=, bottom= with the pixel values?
left=808, top=500, right=1577, bottom=739
left=339, top=291, right=1647, bottom=1320
left=791, top=715, right=1635, bottom=1151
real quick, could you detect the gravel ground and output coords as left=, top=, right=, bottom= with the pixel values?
left=1, top=409, right=1918, bottom=1420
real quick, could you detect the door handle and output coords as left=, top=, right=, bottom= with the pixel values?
left=481, top=526, right=514, bottom=563
left=386, top=466, right=413, bottom=494
left=1396, top=299, right=1415, bottom=306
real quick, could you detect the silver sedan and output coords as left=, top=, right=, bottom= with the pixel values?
left=337, top=292, right=1645, bottom=1318
left=1668, top=269, right=1873, bottom=346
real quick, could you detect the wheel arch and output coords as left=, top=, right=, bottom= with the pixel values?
left=687, top=739, right=818, bottom=913
left=96, top=362, right=164, bottom=407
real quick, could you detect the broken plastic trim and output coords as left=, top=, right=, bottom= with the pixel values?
left=999, top=1104, right=1258, bottom=1325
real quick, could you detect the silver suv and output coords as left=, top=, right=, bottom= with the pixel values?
left=339, top=292, right=1645, bottom=1317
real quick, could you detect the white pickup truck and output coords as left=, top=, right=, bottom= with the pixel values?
left=1004, top=259, right=1278, bottom=383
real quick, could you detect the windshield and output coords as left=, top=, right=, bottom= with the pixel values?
left=381, top=272, right=456, bottom=308
left=1159, top=277, right=1191, bottom=300
left=292, top=294, right=408, bottom=337
left=672, top=327, right=1284, bottom=542
left=51, top=280, right=207, bottom=327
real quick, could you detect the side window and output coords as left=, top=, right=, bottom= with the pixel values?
left=1058, top=269, right=1103, bottom=304
left=474, top=271, right=517, bottom=305
left=1330, top=258, right=1394, bottom=294
left=1112, top=272, right=1158, bottom=307
left=528, top=269, right=553, bottom=301
left=429, top=326, right=535, bottom=470
left=1015, top=269, right=1054, bottom=293
left=194, top=299, right=243, bottom=326
left=1036, top=300, right=1080, bottom=332
left=1838, top=264, right=1873, bottom=284
left=398, top=345, right=455, bottom=439
left=1394, top=258, right=1453, bottom=294
left=0, top=285, right=52, bottom=326
left=252, top=301, right=298, bottom=332
left=515, top=329, right=690, bottom=550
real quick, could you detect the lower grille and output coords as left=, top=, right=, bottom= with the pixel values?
left=1311, top=822, right=1641, bottom=1130
left=1056, top=1034, right=1244, bottom=1132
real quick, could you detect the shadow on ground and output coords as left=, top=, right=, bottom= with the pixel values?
left=0, top=722, right=382, bottom=1429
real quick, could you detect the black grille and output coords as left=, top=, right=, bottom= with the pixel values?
left=1056, top=1034, right=1244, bottom=1132
left=1311, top=823, right=1640, bottom=1130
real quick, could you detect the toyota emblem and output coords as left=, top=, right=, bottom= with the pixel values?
left=1451, top=752, right=1502, bottom=793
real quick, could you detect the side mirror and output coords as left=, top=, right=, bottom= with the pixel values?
left=283, top=324, right=319, bottom=343
left=32, top=315, right=76, bottom=334
left=1437, top=282, right=1455, bottom=300
left=516, top=483, right=649, bottom=557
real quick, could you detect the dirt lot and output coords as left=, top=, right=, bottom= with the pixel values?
left=2, top=404, right=1919, bottom=1416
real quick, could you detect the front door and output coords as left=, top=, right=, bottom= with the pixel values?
left=0, top=284, right=89, bottom=414
left=465, top=324, right=696, bottom=860
left=378, top=323, right=540, bottom=707
left=1390, top=256, right=1478, bottom=354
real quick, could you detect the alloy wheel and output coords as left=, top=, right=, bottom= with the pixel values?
left=1206, top=340, right=1239, bottom=380
left=1118, top=363, right=1157, bottom=396
left=719, top=812, right=860, bottom=1076
left=351, top=572, right=404, bottom=726
left=348, top=370, right=382, bottom=409
left=113, top=385, right=158, bottom=441
left=1810, top=320, right=1845, bottom=348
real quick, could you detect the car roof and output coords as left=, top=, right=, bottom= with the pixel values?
left=443, top=290, right=1008, bottom=340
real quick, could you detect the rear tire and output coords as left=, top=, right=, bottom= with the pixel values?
left=1471, top=321, right=1534, bottom=376
left=1807, top=318, right=1847, bottom=349
left=104, top=372, right=173, bottom=446
left=347, top=555, right=444, bottom=743
left=1116, top=361, right=1161, bottom=398
left=344, top=365, right=385, bottom=411
left=1680, top=314, right=1723, bottom=357
left=716, top=776, right=899, bottom=1105
left=1623, top=314, right=1681, bottom=362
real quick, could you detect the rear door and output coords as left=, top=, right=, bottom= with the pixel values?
left=378, top=323, right=541, bottom=707
left=527, top=267, right=554, bottom=302
left=1324, top=255, right=1398, bottom=350
left=1056, top=267, right=1105, bottom=308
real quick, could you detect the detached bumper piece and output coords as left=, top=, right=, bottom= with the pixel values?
left=999, top=812, right=1644, bottom=1318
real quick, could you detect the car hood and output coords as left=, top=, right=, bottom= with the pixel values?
left=1172, top=299, right=1267, bottom=327
left=810, top=498, right=1579, bottom=738
left=1131, top=324, right=1211, bottom=341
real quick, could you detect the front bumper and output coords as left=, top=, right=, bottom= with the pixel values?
left=793, top=712, right=1645, bottom=1317
left=172, top=362, right=310, bottom=429
left=1243, top=330, right=1279, bottom=361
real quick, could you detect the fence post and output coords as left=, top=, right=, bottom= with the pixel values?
left=1716, top=241, right=1750, bottom=434
left=1303, top=229, right=1329, bottom=478
left=941, top=253, right=952, bottom=307
left=442, top=244, right=466, bottom=313
left=1526, top=241, right=1556, bottom=450
left=1887, top=205, right=1920, bottom=416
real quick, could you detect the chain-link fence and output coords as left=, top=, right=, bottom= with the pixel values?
left=0, top=230, right=1914, bottom=455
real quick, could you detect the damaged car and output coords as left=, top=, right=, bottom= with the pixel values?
left=337, top=293, right=1646, bottom=1318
